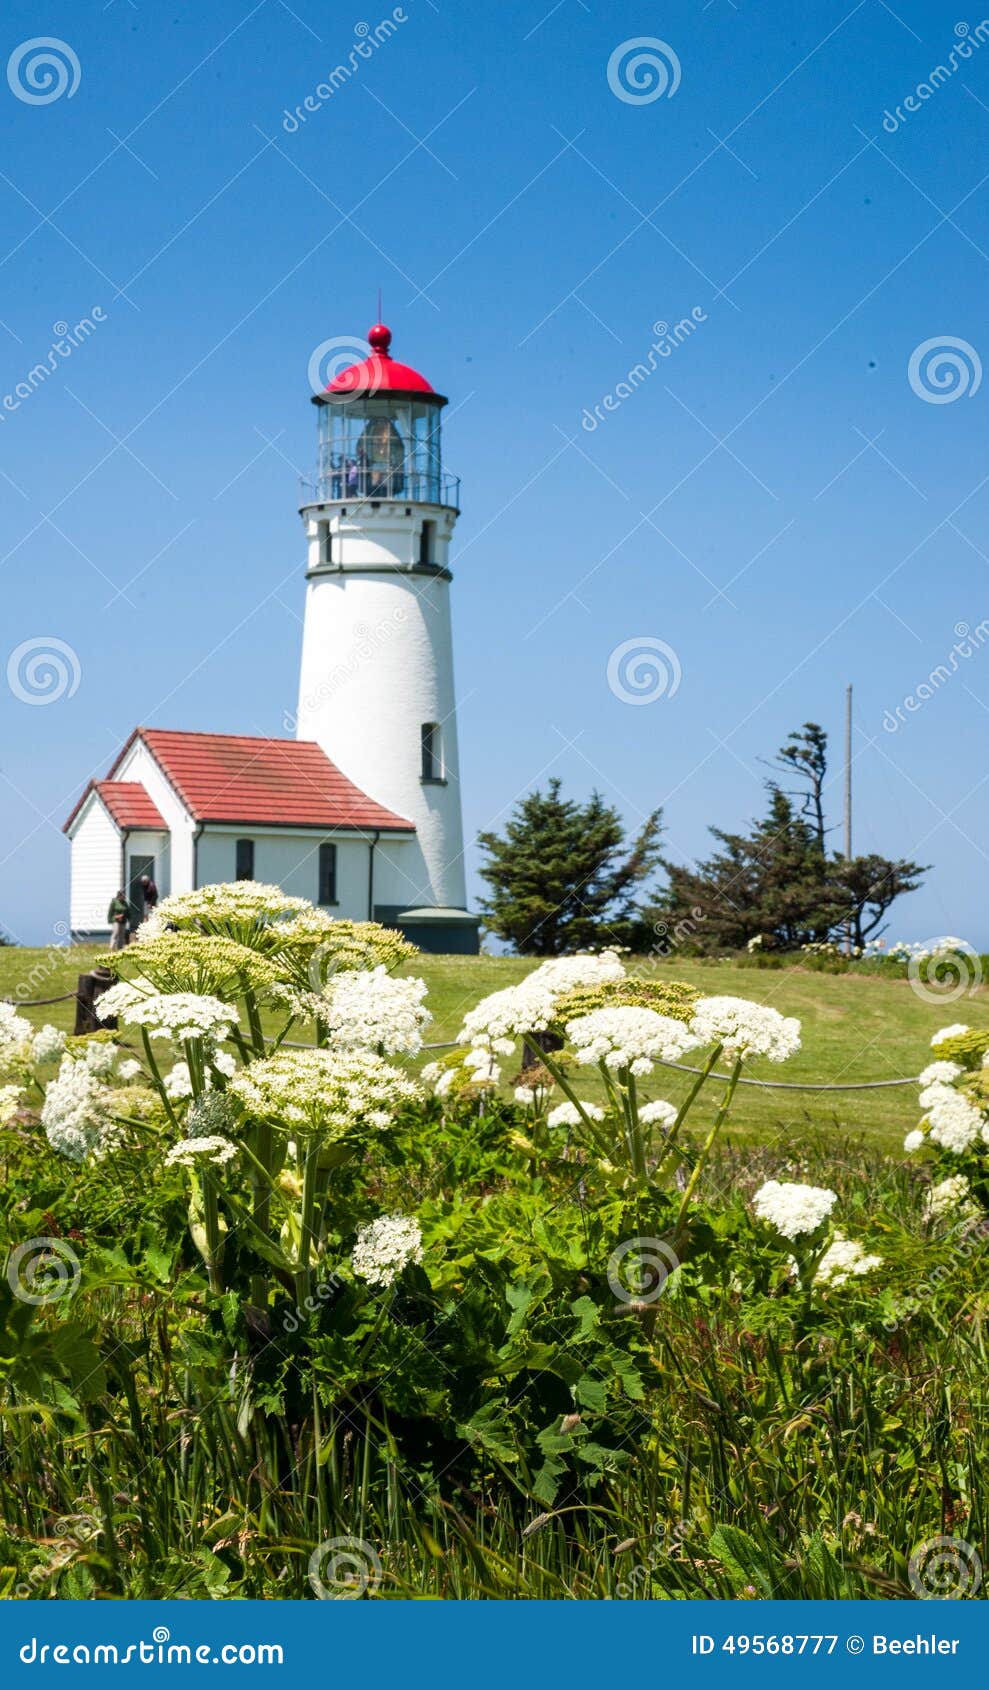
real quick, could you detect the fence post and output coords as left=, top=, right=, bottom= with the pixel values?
left=74, top=968, right=116, bottom=1034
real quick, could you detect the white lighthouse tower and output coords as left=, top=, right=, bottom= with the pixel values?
left=295, top=322, right=479, bottom=953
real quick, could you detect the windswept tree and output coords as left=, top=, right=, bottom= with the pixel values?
left=762, top=722, right=829, bottom=853
left=657, top=723, right=927, bottom=954
left=660, top=787, right=831, bottom=953
left=831, top=854, right=928, bottom=950
left=477, top=779, right=664, bottom=955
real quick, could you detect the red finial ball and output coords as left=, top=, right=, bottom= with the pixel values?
left=368, top=322, right=392, bottom=355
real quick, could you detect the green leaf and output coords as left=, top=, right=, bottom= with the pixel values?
left=707, top=1526, right=774, bottom=1598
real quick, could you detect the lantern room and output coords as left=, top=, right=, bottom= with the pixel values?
left=311, top=323, right=458, bottom=508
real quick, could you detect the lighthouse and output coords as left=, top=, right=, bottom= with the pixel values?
left=295, top=324, right=480, bottom=953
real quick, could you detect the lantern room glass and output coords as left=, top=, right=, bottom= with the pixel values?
left=317, top=397, right=445, bottom=504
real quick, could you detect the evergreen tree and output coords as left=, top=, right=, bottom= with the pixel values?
left=657, top=724, right=927, bottom=954
left=831, top=853, right=928, bottom=950
left=477, top=779, right=663, bottom=955
left=660, top=788, right=829, bottom=953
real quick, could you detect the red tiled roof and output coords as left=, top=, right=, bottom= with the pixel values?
left=65, top=729, right=415, bottom=834
left=63, top=778, right=167, bottom=835
left=95, top=781, right=166, bottom=830
left=125, top=729, right=412, bottom=831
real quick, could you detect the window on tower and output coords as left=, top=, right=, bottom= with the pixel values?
left=418, top=520, right=435, bottom=567
left=317, top=396, right=451, bottom=506
left=421, top=722, right=445, bottom=784
left=235, top=839, right=255, bottom=881
left=318, top=842, right=338, bottom=906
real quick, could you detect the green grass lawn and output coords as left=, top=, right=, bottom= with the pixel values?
left=4, top=943, right=989, bottom=1151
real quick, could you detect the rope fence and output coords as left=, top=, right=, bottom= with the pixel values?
left=3, top=998, right=922, bottom=1092
left=2, top=991, right=79, bottom=1008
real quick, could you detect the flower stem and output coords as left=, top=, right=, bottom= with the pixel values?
left=673, top=1054, right=744, bottom=1241
left=296, top=1142, right=323, bottom=1305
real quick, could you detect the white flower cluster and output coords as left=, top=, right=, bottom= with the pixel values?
left=294, top=966, right=431, bottom=1055
left=689, top=996, right=801, bottom=1063
left=93, top=977, right=155, bottom=1022
left=885, top=938, right=965, bottom=963
left=164, top=1136, right=237, bottom=1168
left=0, top=1082, right=23, bottom=1125
left=163, top=1049, right=237, bottom=1100
left=422, top=1046, right=501, bottom=1097
left=813, top=1233, right=883, bottom=1288
left=31, top=1023, right=67, bottom=1065
left=638, top=1098, right=679, bottom=1128
left=908, top=1031, right=989, bottom=1162
left=351, top=1214, right=423, bottom=1287
left=458, top=952, right=626, bottom=1053
left=920, top=1085, right=985, bottom=1155
left=566, top=1005, right=698, bottom=1076
left=923, top=1174, right=979, bottom=1223
left=546, top=1099, right=604, bottom=1129
left=230, top=1047, right=420, bottom=1138
left=917, top=1060, right=963, bottom=1087
left=752, top=1179, right=837, bottom=1240
left=136, top=880, right=309, bottom=941
left=41, top=1055, right=112, bottom=1162
left=82, top=1039, right=119, bottom=1078
left=514, top=1083, right=549, bottom=1106
left=0, top=1002, right=32, bottom=1054
left=100, top=991, right=238, bottom=1044
left=931, top=1023, right=969, bottom=1049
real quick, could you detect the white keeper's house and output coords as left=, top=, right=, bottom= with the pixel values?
left=64, top=323, right=480, bottom=954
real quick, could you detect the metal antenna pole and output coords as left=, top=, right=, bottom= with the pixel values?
left=844, top=683, right=852, bottom=860
left=844, top=684, right=853, bottom=954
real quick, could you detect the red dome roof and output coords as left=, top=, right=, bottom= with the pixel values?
left=325, top=323, right=437, bottom=398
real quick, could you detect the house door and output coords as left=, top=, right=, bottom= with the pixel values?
left=128, top=854, right=155, bottom=929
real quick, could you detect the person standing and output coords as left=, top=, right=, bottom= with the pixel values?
left=139, top=874, right=159, bottom=922
left=107, top=890, right=130, bottom=951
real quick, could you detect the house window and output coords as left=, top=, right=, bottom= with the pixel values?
left=235, top=838, right=255, bottom=881
left=318, top=842, right=338, bottom=906
left=418, top=519, right=435, bottom=567
left=421, top=721, right=444, bottom=783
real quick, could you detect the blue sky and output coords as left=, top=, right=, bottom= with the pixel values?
left=1, top=0, right=988, bottom=947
